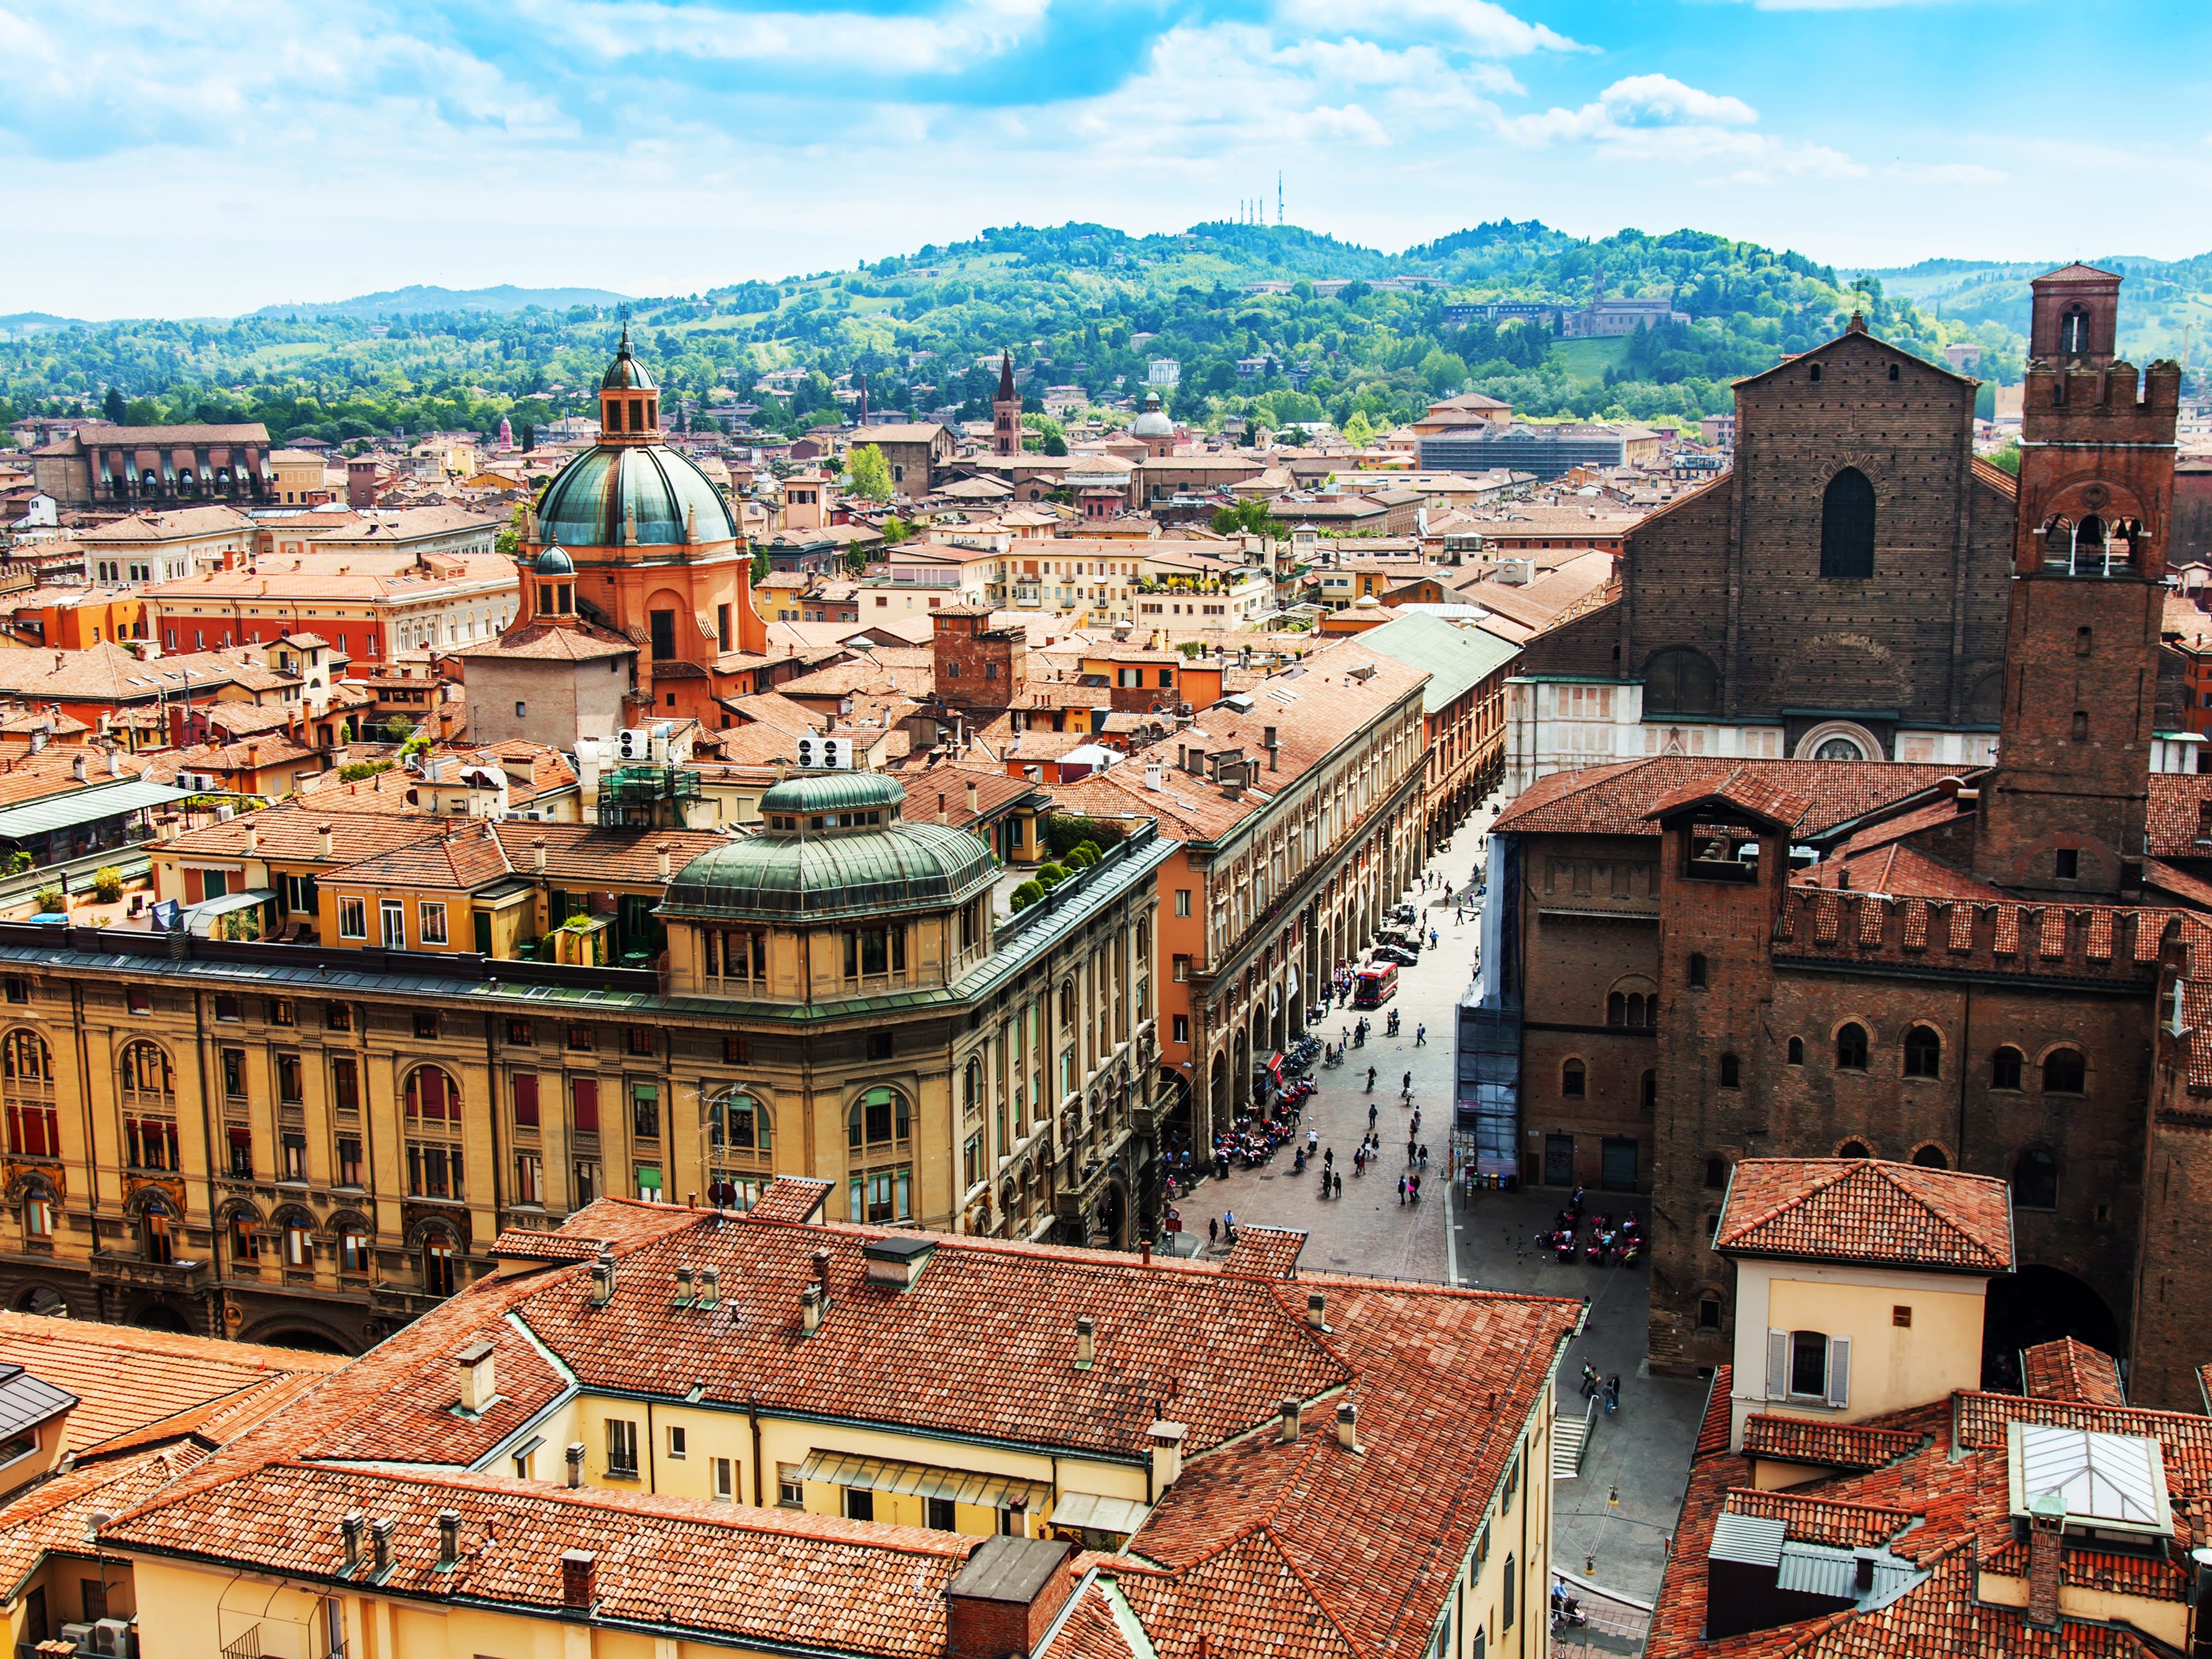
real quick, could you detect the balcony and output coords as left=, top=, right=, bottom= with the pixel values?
left=88, top=1251, right=211, bottom=1296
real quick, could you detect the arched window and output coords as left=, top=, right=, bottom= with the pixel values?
left=1991, top=1046, right=2024, bottom=1089
left=403, top=1067, right=464, bottom=1201
left=1839, top=1140, right=1872, bottom=1159
left=707, top=1090, right=771, bottom=1158
left=2012, top=1148, right=2059, bottom=1210
left=1787, top=1036, right=1805, bottom=1066
left=963, top=1057, right=983, bottom=1116
left=3, top=1031, right=56, bottom=1159
left=1643, top=648, right=1719, bottom=716
left=848, top=1086, right=913, bottom=1224
left=404, top=1066, right=462, bottom=1121
left=119, top=1042, right=177, bottom=1171
left=422, top=1229, right=458, bottom=1297
left=1561, top=1060, right=1586, bottom=1099
left=2043, top=1048, right=2086, bottom=1093
left=141, top=1195, right=175, bottom=1265
left=2059, top=307, right=2089, bottom=355
left=1903, top=1025, right=1941, bottom=1079
left=1059, top=980, right=1076, bottom=1029
left=1819, top=468, right=1876, bottom=580
left=1911, top=1143, right=1949, bottom=1170
left=1719, top=1054, right=1741, bottom=1089
left=1835, top=1023, right=1869, bottom=1070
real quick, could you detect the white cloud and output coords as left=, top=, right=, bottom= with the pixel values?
left=508, top=0, right=1052, bottom=75
left=1273, top=0, right=1581, bottom=54
left=1503, top=73, right=1756, bottom=144
left=1886, top=160, right=2008, bottom=185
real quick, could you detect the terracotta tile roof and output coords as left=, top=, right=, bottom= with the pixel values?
left=1715, top=1159, right=2014, bottom=1273
left=488, top=821, right=730, bottom=888
left=0, top=1443, right=210, bottom=1597
left=0, top=1310, right=343, bottom=1457
left=1222, top=1227, right=1307, bottom=1280
left=107, top=1462, right=977, bottom=1657
left=1647, top=769, right=1814, bottom=830
left=450, top=621, right=634, bottom=662
left=1739, top=1415, right=1928, bottom=1473
left=1493, top=758, right=1958, bottom=841
left=1039, top=1579, right=1140, bottom=1659
left=322, top=817, right=513, bottom=891
left=1113, top=1531, right=1359, bottom=1659
left=2022, top=1337, right=2127, bottom=1406
left=1981, top=1534, right=2188, bottom=1602
left=1695, top=1365, right=1734, bottom=1460
left=491, top=1229, right=606, bottom=1262
left=742, top=1177, right=832, bottom=1224
left=1719, top=1488, right=1914, bottom=1550
left=159, top=804, right=440, bottom=865
left=2145, top=773, right=2212, bottom=859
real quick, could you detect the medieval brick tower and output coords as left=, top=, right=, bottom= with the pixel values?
left=1973, top=267, right=2182, bottom=898
left=993, top=351, right=1021, bottom=458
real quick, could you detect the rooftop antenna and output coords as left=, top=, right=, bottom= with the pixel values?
left=1278, top=172, right=1283, bottom=226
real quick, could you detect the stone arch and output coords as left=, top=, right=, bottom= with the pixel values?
left=121, top=1183, right=179, bottom=1221
left=236, top=1314, right=358, bottom=1355
left=13, top=1284, right=68, bottom=1316
left=1793, top=719, right=1885, bottom=763
left=1835, top=1137, right=1876, bottom=1159
left=1982, top=1265, right=2121, bottom=1388
left=401, top=1212, right=465, bottom=1252
left=1909, top=1141, right=1952, bottom=1170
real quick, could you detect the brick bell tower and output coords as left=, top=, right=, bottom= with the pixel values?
left=1973, top=266, right=2182, bottom=898
left=993, top=351, right=1021, bottom=457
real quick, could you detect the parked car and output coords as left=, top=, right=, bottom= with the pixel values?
left=1372, top=944, right=1420, bottom=967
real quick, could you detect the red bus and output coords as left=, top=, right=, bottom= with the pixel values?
left=1352, top=962, right=1398, bottom=1008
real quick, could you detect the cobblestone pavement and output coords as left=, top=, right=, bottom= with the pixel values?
left=1167, top=801, right=1702, bottom=1614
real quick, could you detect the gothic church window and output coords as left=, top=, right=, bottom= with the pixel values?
left=1819, top=468, right=1876, bottom=580
left=1643, top=649, right=1717, bottom=716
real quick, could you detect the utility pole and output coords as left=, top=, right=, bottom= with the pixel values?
left=1278, top=172, right=1284, bottom=226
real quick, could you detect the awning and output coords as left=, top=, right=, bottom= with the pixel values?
left=1049, top=1492, right=1150, bottom=1535
left=795, top=1450, right=1048, bottom=1511
left=0, top=778, right=188, bottom=842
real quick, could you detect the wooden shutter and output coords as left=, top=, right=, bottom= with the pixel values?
left=1826, top=1335, right=1852, bottom=1409
left=1766, top=1329, right=1790, bottom=1400
left=513, top=1074, right=539, bottom=1128
left=573, top=1077, right=599, bottom=1133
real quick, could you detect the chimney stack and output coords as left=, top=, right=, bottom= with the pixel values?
left=340, top=1511, right=363, bottom=1573
left=317, top=823, right=332, bottom=858
left=560, top=1548, right=597, bottom=1610
left=370, top=1517, right=394, bottom=1579
left=697, top=1266, right=720, bottom=1309
left=1148, top=1421, right=1187, bottom=1490
left=532, top=835, right=547, bottom=872
left=455, top=1339, right=496, bottom=1412
left=674, top=1265, right=693, bottom=1305
left=1074, top=1316, right=1096, bottom=1370
left=437, top=1509, right=461, bottom=1569
left=1306, top=1292, right=1326, bottom=1329
left=565, top=1442, right=585, bottom=1488
left=657, top=843, right=671, bottom=880
left=944, top=1537, right=1077, bottom=1659
left=801, top=1283, right=823, bottom=1336
left=1277, top=1398, right=1301, bottom=1443
left=812, top=1248, right=832, bottom=1304
left=588, top=1252, right=615, bottom=1306
left=1336, top=1401, right=1359, bottom=1452
left=965, top=781, right=979, bottom=814
left=2027, top=1495, right=2065, bottom=1627
left=245, top=824, right=259, bottom=853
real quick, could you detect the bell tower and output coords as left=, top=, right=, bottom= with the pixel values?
left=1973, top=266, right=2182, bottom=898
left=992, top=351, right=1021, bottom=458
left=599, top=324, right=660, bottom=445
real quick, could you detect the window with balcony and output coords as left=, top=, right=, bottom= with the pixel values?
left=848, top=1087, right=913, bottom=1223
left=3, top=1031, right=57, bottom=1159
left=120, top=1043, right=179, bottom=1171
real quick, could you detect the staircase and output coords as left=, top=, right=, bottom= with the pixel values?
left=1552, top=1394, right=1597, bottom=1480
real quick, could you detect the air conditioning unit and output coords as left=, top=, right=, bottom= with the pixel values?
left=617, top=727, right=650, bottom=761
left=93, top=1617, right=135, bottom=1657
left=794, top=736, right=850, bottom=770
left=60, top=1625, right=96, bottom=1653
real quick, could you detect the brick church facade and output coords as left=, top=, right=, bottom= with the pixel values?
left=1487, top=269, right=2212, bottom=1410
left=1503, top=282, right=2199, bottom=794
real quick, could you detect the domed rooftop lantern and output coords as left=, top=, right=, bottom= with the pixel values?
left=599, top=323, right=660, bottom=441
left=532, top=330, right=737, bottom=549
left=532, top=544, right=575, bottom=618
left=1132, top=389, right=1174, bottom=439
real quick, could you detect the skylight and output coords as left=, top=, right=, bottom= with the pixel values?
left=2007, top=1421, right=2171, bottom=1536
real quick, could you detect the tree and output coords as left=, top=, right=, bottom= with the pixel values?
left=1342, top=409, right=1377, bottom=445
left=1987, top=440, right=2021, bottom=476
left=103, top=386, right=128, bottom=425
left=845, top=444, right=894, bottom=501
left=1021, top=412, right=1066, bottom=455
left=1210, top=496, right=1284, bottom=538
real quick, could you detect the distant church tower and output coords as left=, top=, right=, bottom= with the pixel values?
left=1973, top=265, right=2182, bottom=898
left=993, top=351, right=1021, bottom=458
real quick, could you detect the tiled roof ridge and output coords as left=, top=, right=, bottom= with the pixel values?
left=1952, top=1388, right=2212, bottom=1455
left=1111, top=1522, right=1376, bottom=1659
left=1720, top=1159, right=2013, bottom=1271
left=1739, top=1413, right=1929, bottom=1470
left=1721, top=1487, right=1915, bottom=1547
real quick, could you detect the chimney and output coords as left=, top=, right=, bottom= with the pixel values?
left=560, top=1548, right=597, bottom=1611
left=316, top=822, right=332, bottom=858
left=437, top=1509, right=461, bottom=1569
left=1148, top=1421, right=1187, bottom=1490
left=532, top=836, right=547, bottom=872
left=588, top=1252, right=614, bottom=1306
left=1277, top=1398, right=1301, bottom=1443
left=106, top=747, right=121, bottom=777
left=340, top=1511, right=364, bottom=1574
left=1145, top=761, right=1164, bottom=791
left=801, top=1283, right=823, bottom=1336
left=657, top=843, right=671, bottom=880
left=697, top=1266, right=720, bottom=1309
left=455, top=1339, right=496, bottom=1411
left=965, top=781, right=979, bottom=814
left=1305, top=1291, right=1326, bottom=1329
left=944, top=1537, right=1077, bottom=1659
left=1074, top=1316, right=1096, bottom=1370
left=812, top=1248, right=832, bottom=1304
left=245, top=824, right=259, bottom=855
left=674, top=1264, right=694, bottom=1304
left=1852, top=1548, right=1877, bottom=1594
left=370, top=1517, right=394, bottom=1579
left=937, top=792, right=947, bottom=824
left=863, top=1235, right=936, bottom=1291
left=2027, top=1494, right=2065, bottom=1627
left=1336, top=1401, right=1359, bottom=1452
left=70, top=751, right=86, bottom=781
left=1264, top=725, right=1280, bottom=770
left=565, top=1442, right=585, bottom=1488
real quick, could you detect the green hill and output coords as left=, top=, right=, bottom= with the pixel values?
left=1844, top=254, right=2212, bottom=366
left=9, top=220, right=2191, bottom=447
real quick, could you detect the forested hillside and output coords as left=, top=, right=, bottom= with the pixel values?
left=0, top=220, right=2070, bottom=448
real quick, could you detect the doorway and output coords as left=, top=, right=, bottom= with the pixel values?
left=1544, top=1134, right=1575, bottom=1187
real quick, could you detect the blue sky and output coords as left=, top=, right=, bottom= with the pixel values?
left=4, top=0, right=2208, bottom=317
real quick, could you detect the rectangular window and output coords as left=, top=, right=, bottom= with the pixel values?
left=964, top=1131, right=984, bottom=1190
left=567, top=1025, right=595, bottom=1053
left=338, top=897, right=366, bottom=939
left=843, top=1487, right=875, bottom=1522
left=215, top=993, right=241, bottom=1023
left=282, top=1134, right=306, bottom=1181
left=126, top=987, right=149, bottom=1015
left=276, top=1053, right=303, bottom=1105
left=507, top=1018, right=534, bottom=1044
left=667, top=1424, right=687, bottom=1460
left=1172, top=954, right=1190, bottom=982
left=379, top=900, right=404, bottom=949
left=1501, top=1557, right=1516, bottom=1630
left=723, top=1033, right=748, bottom=1065
left=418, top=902, right=448, bottom=945
left=338, top=1228, right=369, bottom=1275
left=1175, top=888, right=1191, bottom=917
left=326, top=1001, right=352, bottom=1032
left=572, top=1077, right=600, bottom=1135
left=271, top=998, right=295, bottom=1027
left=514, top=1074, right=540, bottom=1128
left=631, top=1084, right=661, bottom=1140
left=336, top=1135, right=363, bottom=1187
left=574, top=1161, right=598, bottom=1205
left=330, top=1056, right=360, bottom=1115
left=227, top=1125, right=253, bottom=1178
left=413, top=1010, right=439, bottom=1041
left=607, top=1419, right=639, bottom=1479
left=778, top=1463, right=804, bottom=1508
left=516, top=1151, right=543, bottom=1205
left=649, top=610, right=676, bottom=661
left=626, top=1027, right=654, bottom=1057
left=713, top=1457, right=735, bottom=1502
left=927, top=1495, right=957, bottom=1531
left=1172, top=1015, right=1189, bottom=1044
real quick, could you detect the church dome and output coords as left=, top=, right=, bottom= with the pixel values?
left=662, top=772, right=996, bottom=924
left=600, top=325, right=658, bottom=392
left=1131, top=390, right=1174, bottom=439
left=537, top=445, right=738, bottom=547
left=532, top=544, right=574, bottom=575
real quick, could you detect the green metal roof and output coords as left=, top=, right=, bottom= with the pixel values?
left=662, top=820, right=997, bottom=923
left=1358, top=611, right=1522, bottom=713
left=760, top=771, right=907, bottom=816
left=537, top=443, right=735, bottom=547
left=0, top=779, right=190, bottom=843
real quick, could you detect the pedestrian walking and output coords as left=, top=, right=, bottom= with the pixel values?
left=1428, top=929, right=1438, bottom=950
left=1419, top=1145, right=1430, bottom=1171
left=1368, top=1103, right=1378, bottom=1129
left=1209, top=1216, right=1219, bottom=1245
left=1407, top=1136, right=1419, bottom=1165
left=1410, top=1174, right=1421, bottom=1203
left=1402, top=1070, right=1412, bottom=1095
left=1580, top=1363, right=1600, bottom=1398
left=1332, top=1170, right=1343, bottom=1198
left=1398, top=1175, right=1407, bottom=1206
left=1415, top=1023, right=1427, bottom=1046
left=1604, top=1374, right=1621, bottom=1415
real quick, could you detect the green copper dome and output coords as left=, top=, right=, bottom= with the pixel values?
left=537, top=445, right=737, bottom=548
left=664, top=772, right=995, bottom=922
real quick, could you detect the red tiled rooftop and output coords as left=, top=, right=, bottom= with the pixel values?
left=1739, top=1414, right=1927, bottom=1474
left=2022, top=1336, right=2127, bottom=1406
left=1715, top=1159, right=2014, bottom=1274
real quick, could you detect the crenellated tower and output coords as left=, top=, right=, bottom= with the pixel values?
left=1973, top=266, right=2182, bottom=898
